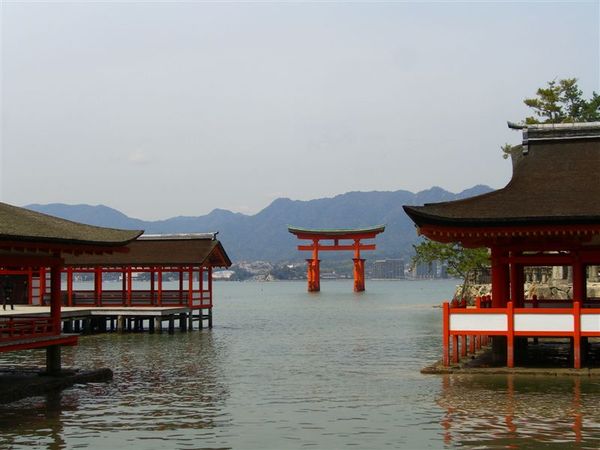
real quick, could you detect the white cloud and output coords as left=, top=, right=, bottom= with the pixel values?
left=127, top=149, right=150, bottom=165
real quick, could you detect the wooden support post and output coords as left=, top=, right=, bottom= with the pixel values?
left=154, top=317, right=162, bottom=333
left=510, top=259, right=519, bottom=307
left=122, top=269, right=127, bottom=305
left=188, top=312, right=194, bottom=331
left=573, top=256, right=584, bottom=304
left=491, top=247, right=509, bottom=308
left=50, top=265, right=62, bottom=335
left=168, top=315, right=175, bottom=334
left=469, top=334, right=476, bottom=354
left=452, top=334, right=459, bottom=364
left=207, top=266, right=213, bottom=308
left=46, top=345, right=61, bottom=376
left=28, top=268, right=33, bottom=305
left=353, top=258, right=366, bottom=292
left=574, top=301, right=581, bottom=369
left=507, top=301, right=515, bottom=368
left=83, top=318, right=92, bottom=334
left=442, top=302, right=450, bottom=366
left=117, top=315, right=125, bottom=333
left=208, top=309, right=213, bottom=329
left=63, top=320, right=73, bottom=333
left=188, top=267, right=193, bottom=307
left=149, top=317, right=155, bottom=333
left=199, top=267, right=204, bottom=307
left=179, top=269, right=184, bottom=304
left=179, top=313, right=187, bottom=331
left=94, top=267, right=102, bottom=306
left=127, top=267, right=132, bottom=307
left=460, top=335, right=467, bottom=358
left=157, top=268, right=163, bottom=306
left=67, top=267, right=73, bottom=307
left=74, top=320, right=81, bottom=333
left=150, top=269, right=155, bottom=306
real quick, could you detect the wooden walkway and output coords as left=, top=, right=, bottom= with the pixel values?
left=0, top=305, right=212, bottom=334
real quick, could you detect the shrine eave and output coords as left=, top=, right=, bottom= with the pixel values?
left=1, top=202, right=143, bottom=249
left=287, top=225, right=386, bottom=239
left=403, top=206, right=600, bottom=229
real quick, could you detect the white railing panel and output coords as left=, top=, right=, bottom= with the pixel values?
left=514, top=314, right=573, bottom=332
left=581, top=314, right=600, bottom=333
left=450, top=314, right=507, bottom=332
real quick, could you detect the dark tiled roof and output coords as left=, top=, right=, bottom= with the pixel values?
left=404, top=124, right=600, bottom=227
left=0, top=202, right=142, bottom=246
left=62, top=236, right=232, bottom=267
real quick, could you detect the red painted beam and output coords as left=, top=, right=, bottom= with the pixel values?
left=297, top=244, right=376, bottom=252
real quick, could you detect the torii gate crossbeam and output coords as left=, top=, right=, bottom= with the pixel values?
left=288, top=225, right=385, bottom=292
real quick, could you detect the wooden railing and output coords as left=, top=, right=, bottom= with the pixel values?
left=0, top=317, right=54, bottom=343
left=442, top=298, right=600, bottom=369
left=43, top=290, right=213, bottom=309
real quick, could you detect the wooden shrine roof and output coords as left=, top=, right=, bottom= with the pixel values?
left=62, top=234, right=232, bottom=268
left=0, top=202, right=142, bottom=248
left=288, top=225, right=385, bottom=239
left=403, top=123, right=600, bottom=229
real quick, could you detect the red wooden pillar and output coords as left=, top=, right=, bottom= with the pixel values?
left=179, top=268, right=184, bottom=303
left=188, top=267, right=193, bottom=307
left=307, top=239, right=321, bottom=292
left=353, top=259, right=365, bottom=292
left=157, top=267, right=163, bottom=306
left=67, top=267, right=73, bottom=306
left=452, top=334, right=459, bottom=364
left=122, top=268, right=127, bottom=305
left=574, top=300, right=581, bottom=369
left=572, top=254, right=585, bottom=303
left=199, top=266, right=204, bottom=306
left=460, top=335, right=467, bottom=357
left=442, top=302, right=450, bottom=366
left=306, top=259, right=314, bottom=291
left=50, top=264, right=62, bottom=334
left=40, top=267, right=46, bottom=305
left=149, top=267, right=156, bottom=305
left=27, top=268, right=33, bottom=305
left=491, top=247, right=509, bottom=307
left=507, top=301, right=515, bottom=368
left=509, top=253, right=524, bottom=307
left=94, top=267, right=102, bottom=306
left=207, top=266, right=213, bottom=307
left=126, top=267, right=132, bottom=306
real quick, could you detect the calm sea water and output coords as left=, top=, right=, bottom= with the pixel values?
left=1, top=280, right=600, bottom=449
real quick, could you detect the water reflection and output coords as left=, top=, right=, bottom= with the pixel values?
left=0, top=331, right=230, bottom=449
left=438, top=374, right=600, bottom=449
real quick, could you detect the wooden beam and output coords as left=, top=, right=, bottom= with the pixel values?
left=297, top=244, right=376, bottom=252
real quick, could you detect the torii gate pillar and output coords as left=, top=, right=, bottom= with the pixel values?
left=288, top=226, right=385, bottom=293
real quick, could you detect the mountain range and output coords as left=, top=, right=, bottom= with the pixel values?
left=26, top=185, right=493, bottom=262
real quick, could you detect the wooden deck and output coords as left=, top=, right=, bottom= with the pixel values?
left=0, top=305, right=212, bottom=334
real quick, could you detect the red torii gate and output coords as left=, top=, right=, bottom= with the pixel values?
left=288, top=225, right=385, bottom=292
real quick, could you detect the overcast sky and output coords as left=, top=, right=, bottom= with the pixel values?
left=1, top=1, right=598, bottom=220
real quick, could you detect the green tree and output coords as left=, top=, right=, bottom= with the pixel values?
left=502, top=78, right=599, bottom=158
left=412, top=240, right=489, bottom=301
left=522, top=78, right=600, bottom=124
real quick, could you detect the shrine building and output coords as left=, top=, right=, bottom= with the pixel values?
left=0, top=202, right=142, bottom=374
left=403, top=122, right=600, bottom=369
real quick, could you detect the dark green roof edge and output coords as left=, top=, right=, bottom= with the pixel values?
left=288, top=225, right=386, bottom=235
left=0, top=202, right=143, bottom=247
